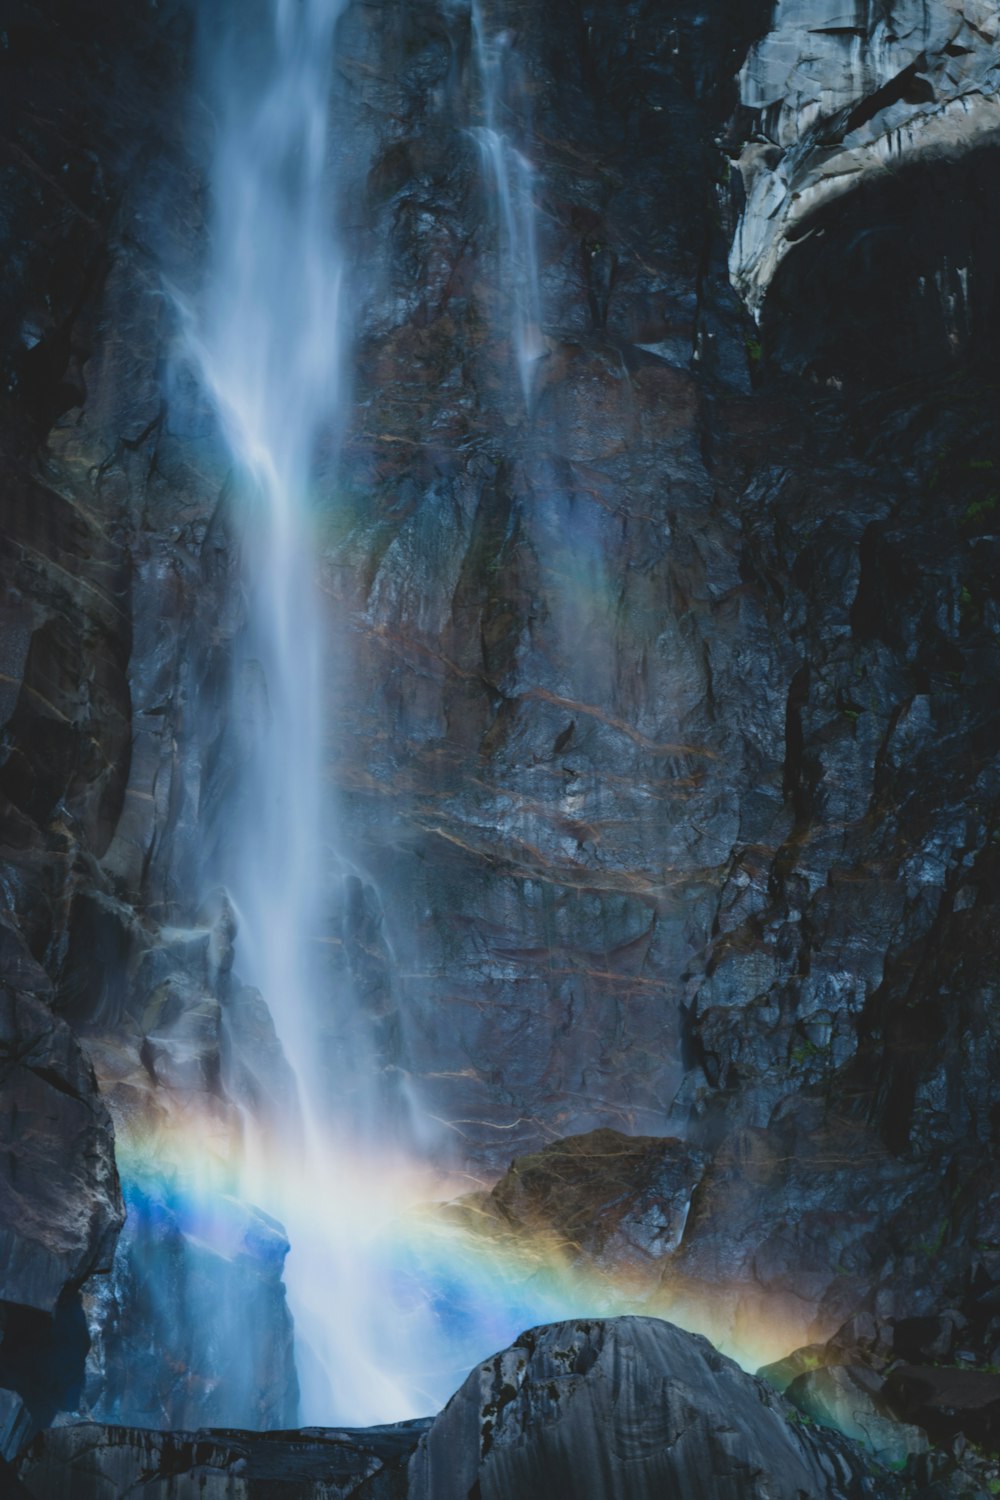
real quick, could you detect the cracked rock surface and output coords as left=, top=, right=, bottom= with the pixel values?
left=729, top=0, right=1000, bottom=319
left=1, top=0, right=1000, bottom=1449
left=15, top=1318, right=903, bottom=1498
left=0, top=985, right=121, bottom=1318
left=408, top=1316, right=897, bottom=1499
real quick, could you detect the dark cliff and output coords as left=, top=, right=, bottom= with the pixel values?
left=1, top=0, right=999, bottom=1480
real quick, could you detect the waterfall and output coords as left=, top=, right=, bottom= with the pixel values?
left=182, top=0, right=423, bottom=1427
left=172, top=0, right=566, bottom=1430
left=104, top=0, right=788, bottom=1434
left=193, top=0, right=337, bottom=1130
left=469, top=1, right=545, bottom=405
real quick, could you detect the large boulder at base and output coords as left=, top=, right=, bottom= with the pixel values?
left=407, top=1317, right=898, bottom=1500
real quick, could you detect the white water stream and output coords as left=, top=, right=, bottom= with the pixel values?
left=182, top=0, right=427, bottom=1426
left=176, top=0, right=558, bottom=1428
left=470, top=1, right=545, bottom=404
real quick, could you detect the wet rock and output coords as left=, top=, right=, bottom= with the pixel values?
left=221, top=983, right=299, bottom=1128
left=665, top=1103, right=934, bottom=1356
left=786, top=1364, right=928, bottom=1470
left=197, top=890, right=239, bottom=981
left=466, top=1128, right=708, bottom=1276
left=758, top=1312, right=898, bottom=1395
left=885, top=1364, right=1000, bottom=1453
left=139, top=983, right=222, bottom=1094
left=757, top=1343, right=831, bottom=1394
left=408, top=1316, right=899, bottom=1499
left=78, top=1185, right=298, bottom=1431
left=0, top=985, right=123, bottom=1314
left=730, top=0, right=1000, bottom=321
left=17, top=1419, right=428, bottom=1500
left=0, top=1391, right=31, bottom=1465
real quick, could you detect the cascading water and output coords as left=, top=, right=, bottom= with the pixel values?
left=177, top=0, right=561, bottom=1430
left=191, top=0, right=337, bottom=1118
left=108, top=0, right=798, bottom=1433
left=469, top=1, right=546, bottom=405
left=182, top=0, right=424, bottom=1426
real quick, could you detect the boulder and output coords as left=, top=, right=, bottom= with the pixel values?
left=885, top=1364, right=1000, bottom=1452
left=785, top=1364, right=927, bottom=1470
left=408, top=1316, right=898, bottom=1499
left=466, top=1128, right=707, bottom=1276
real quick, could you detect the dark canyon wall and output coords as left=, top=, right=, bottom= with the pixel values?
left=1, top=0, right=1000, bottom=1457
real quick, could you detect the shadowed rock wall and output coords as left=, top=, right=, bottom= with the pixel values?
left=13, top=1318, right=907, bottom=1498
left=0, top=0, right=999, bottom=1444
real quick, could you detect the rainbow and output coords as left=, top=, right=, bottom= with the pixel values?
left=110, top=1098, right=824, bottom=1421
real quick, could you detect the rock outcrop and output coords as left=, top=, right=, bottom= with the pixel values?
left=729, top=0, right=1000, bottom=320
left=784, top=1364, right=928, bottom=1471
left=15, top=1318, right=909, bottom=1498
left=408, top=1317, right=898, bottom=1499
left=0, top=934, right=122, bottom=1457
left=0, top=985, right=121, bottom=1317
left=16, top=1418, right=429, bottom=1500
left=443, top=1118, right=998, bottom=1378
left=1, top=0, right=1000, bottom=1446
left=447, top=1128, right=707, bottom=1275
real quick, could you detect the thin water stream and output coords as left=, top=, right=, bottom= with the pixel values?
left=469, top=0, right=546, bottom=404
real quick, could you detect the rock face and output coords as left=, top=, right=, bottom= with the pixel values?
left=319, top=0, right=788, bottom=1162
left=0, top=954, right=122, bottom=1455
left=1, top=0, right=1000, bottom=1446
left=451, top=1128, right=708, bottom=1275
left=16, top=1419, right=429, bottom=1500
left=0, top=0, right=303, bottom=1433
left=15, top=1318, right=904, bottom=1498
left=0, top=987, right=121, bottom=1316
left=408, top=1317, right=893, bottom=1499
left=729, top=0, right=1000, bottom=321
left=885, top=1364, right=1000, bottom=1452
